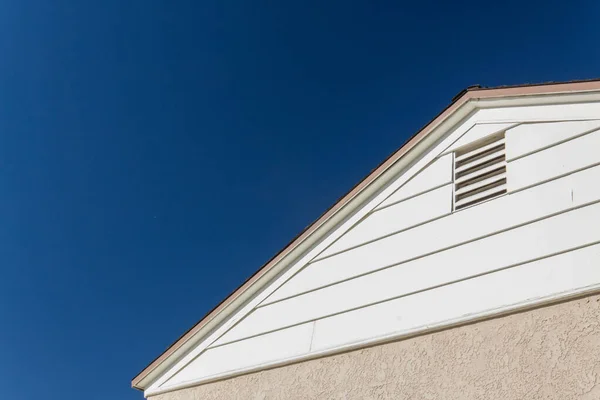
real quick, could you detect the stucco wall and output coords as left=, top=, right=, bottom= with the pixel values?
left=150, top=293, right=600, bottom=400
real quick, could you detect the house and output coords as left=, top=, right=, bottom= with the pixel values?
left=132, top=80, right=600, bottom=399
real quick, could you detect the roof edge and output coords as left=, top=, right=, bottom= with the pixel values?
left=132, top=78, right=600, bottom=390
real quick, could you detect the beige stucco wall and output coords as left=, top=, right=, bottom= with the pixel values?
left=151, top=293, right=600, bottom=400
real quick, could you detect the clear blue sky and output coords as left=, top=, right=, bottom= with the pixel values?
left=0, top=1, right=597, bottom=399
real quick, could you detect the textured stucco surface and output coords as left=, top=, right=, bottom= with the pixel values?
left=150, top=293, right=600, bottom=400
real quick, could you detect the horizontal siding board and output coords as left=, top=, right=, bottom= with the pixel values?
left=444, top=123, right=515, bottom=154
left=506, top=120, right=600, bottom=161
left=508, top=128, right=600, bottom=191
left=474, top=102, right=600, bottom=123
left=265, top=164, right=600, bottom=304
left=375, top=154, right=453, bottom=209
left=318, top=184, right=452, bottom=259
left=311, top=243, right=600, bottom=352
left=214, top=202, right=600, bottom=345
left=162, top=323, right=314, bottom=389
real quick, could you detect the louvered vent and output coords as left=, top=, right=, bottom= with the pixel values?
left=453, top=132, right=507, bottom=210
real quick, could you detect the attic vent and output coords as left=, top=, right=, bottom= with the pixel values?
left=453, top=132, right=507, bottom=210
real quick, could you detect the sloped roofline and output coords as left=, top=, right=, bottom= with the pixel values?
left=132, top=79, right=600, bottom=390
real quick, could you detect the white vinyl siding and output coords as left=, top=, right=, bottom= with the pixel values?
left=310, top=243, right=600, bottom=351
left=263, top=162, right=600, bottom=306
left=508, top=128, right=600, bottom=191
left=161, top=243, right=600, bottom=390
left=215, top=202, right=600, bottom=345
left=443, top=122, right=515, bottom=154
left=163, top=322, right=314, bottom=388
left=505, top=120, right=600, bottom=161
left=375, top=153, right=453, bottom=209
left=147, top=104, right=600, bottom=397
left=319, top=184, right=452, bottom=259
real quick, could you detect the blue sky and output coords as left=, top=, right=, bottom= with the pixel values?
left=0, top=1, right=597, bottom=399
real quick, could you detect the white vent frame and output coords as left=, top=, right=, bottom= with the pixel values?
left=453, top=132, right=507, bottom=211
